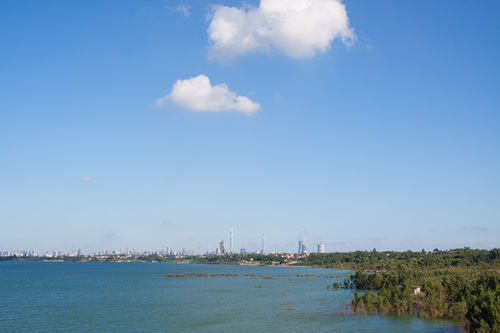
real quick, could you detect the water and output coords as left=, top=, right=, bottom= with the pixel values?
left=0, top=262, right=462, bottom=332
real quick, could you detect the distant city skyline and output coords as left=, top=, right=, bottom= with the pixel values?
left=1, top=229, right=327, bottom=256
left=1, top=0, right=498, bottom=253
left=1, top=233, right=327, bottom=257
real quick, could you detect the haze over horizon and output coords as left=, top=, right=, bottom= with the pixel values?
left=1, top=0, right=499, bottom=254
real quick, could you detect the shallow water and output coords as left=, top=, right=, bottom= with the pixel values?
left=0, top=262, right=462, bottom=332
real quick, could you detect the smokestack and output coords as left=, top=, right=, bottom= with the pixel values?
left=262, top=235, right=265, bottom=254
left=318, top=240, right=325, bottom=253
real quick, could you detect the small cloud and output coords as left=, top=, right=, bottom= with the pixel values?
left=105, top=232, right=117, bottom=239
left=155, top=74, right=260, bottom=115
left=163, top=220, right=172, bottom=225
left=165, top=1, right=191, bottom=17
left=207, top=0, right=355, bottom=61
left=461, top=225, right=487, bottom=231
left=175, top=3, right=191, bottom=17
left=81, top=176, right=92, bottom=183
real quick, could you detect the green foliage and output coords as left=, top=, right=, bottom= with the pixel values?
left=187, top=253, right=285, bottom=265
left=306, top=246, right=500, bottom=330
left=349, top=257, right=500, bottom=332
left=64, top=256, right=86, bottom=262
left=302, top=248, right=499, bottom=271
left=466, top=274, right=500, bottom=332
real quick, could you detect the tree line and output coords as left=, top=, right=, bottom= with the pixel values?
left=333, top=248, right=500, bottom=333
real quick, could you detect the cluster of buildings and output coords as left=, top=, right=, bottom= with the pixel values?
left=0, top=248, right=184, bottom=258
left=2, top=229, right=327, bottom=258
left=0, top=249, right=81, bottom=258
left=215, top=233, right=266, bottom=255
left=213, top=229, right=326, bottom=256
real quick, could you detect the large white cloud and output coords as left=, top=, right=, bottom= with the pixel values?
left=155, top=75, right=260, bottom=115
left=207, top=0, right=355, bottom=61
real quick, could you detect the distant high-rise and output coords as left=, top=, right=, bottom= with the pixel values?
left=230, top=228, right=234, bottom=254
left=262, top=235, right=265, bottom=254
left=220, top=240, right=225, bottom=254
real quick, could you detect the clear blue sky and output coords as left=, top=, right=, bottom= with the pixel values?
left=1, top=0, right=499, bottom=254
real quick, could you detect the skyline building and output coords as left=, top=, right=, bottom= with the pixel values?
left=220, top=240, right=225, bottom=254
left=230, top=228, right=234, bottom=254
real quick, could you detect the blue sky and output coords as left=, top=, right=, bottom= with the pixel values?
left=1, top=0, right=499, bottom=254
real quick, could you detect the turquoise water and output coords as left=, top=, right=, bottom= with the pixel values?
left=0, top=262, right=461, bottom=332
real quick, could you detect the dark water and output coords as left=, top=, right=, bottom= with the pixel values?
left=0, top=262, right=461, bottom=332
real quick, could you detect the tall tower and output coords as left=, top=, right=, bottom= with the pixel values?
left=298, top=241, right=303, bottom=254
left=220, top=240, right=225, bottom=254
left=262, top=235, right=265, bottom=254
left=230, top=228, right=234, bottom=254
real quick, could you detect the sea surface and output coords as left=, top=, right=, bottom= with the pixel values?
left=0, top=262, right=462, bottom=332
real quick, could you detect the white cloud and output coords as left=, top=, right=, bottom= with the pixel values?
left=176, top=3, right=191, bottom=17
left=207, top=0, right=355, bottom=61
left=166, top=1, right=191, bottom=17
left=81, top=176, right=92, bottom=182
left=155, top=75, right=260, bottom=115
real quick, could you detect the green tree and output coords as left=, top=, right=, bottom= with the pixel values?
left=466, top=273, right=500, bottom=332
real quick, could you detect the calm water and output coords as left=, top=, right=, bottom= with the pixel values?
left=0, top=262, right=461, bottom=332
